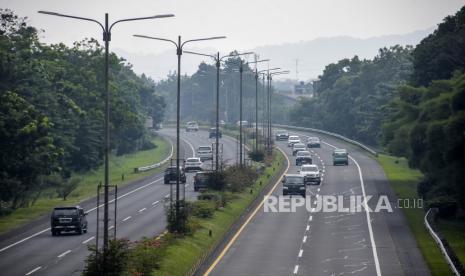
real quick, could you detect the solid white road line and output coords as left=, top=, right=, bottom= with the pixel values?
left=181, top=137, right=196, bottom=157
left=298, top=249, right=303, bottom=258
left=82, top=236, right=95, bottom=244
left=138, top=208, right=146, bottom=213
left=0, top=228, right=50, bottom=253
left=293, top=265, right=299, bottom=274
left=25, top=266, right=42, bottom=275
left=57, top=249, right=71, bottom=258
left=123, top=216, right=132, bottom=222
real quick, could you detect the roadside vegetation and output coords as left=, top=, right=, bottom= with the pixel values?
left=0, top=9, right=166, bottom=218
left=83, top=150, right=284, bottom=275
left=0, top=136, right=170, bottom=234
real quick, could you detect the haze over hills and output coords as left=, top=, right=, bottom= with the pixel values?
left=115, top=28, right=433, bottom=82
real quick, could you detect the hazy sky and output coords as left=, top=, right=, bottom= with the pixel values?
left=2, top=0, right=464, bottom=55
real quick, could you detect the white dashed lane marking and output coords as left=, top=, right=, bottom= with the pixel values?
left=57, top=249, right=71, bottom=258
left=123, top=216, right=132, bottom=222
left=25, top=266, right=41, bottom=275
left=82, top=236, right=95, bottom=244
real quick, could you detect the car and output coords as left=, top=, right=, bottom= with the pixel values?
left=51, top=206, right=88, bottom=236
left=219, top=120, right=226, bottom=126
left=307, top=137, right=321, bottom=148
left=282, top=174, right=306, bottom=197
left=298, top=164, right=321, bottom=185
left=333, top=149, right=349, bottom=165
left=209, top=127, right=222, bottom=138
left=236, top=120, right=249, bottom=127
left=197, top=145, right=213, bottom=161
left=184, top=157, right=203, bottom=172
left=275, top=130, right=289, bottom=141
left=193, top=171, right=210, bottom=191
left=164, top=166, right=187, bottom=184
left=186, top=121, right=199, bottom=132
left=292, top=143, right=306, bottom=156
left=296, top=150, right=312, bottom=165
left=287, top=135, right=301, bottom=147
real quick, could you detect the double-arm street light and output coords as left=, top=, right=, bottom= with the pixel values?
left=38, top=10, right=174, bottom=253
left=133, top=34, right=225, bottom=229
left=267, top=70, right=290, bottom=150
left=183, top=50, right=252, bottom=171
left=258, top=68, right=280, bottom=150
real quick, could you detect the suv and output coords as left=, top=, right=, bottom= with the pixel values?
left=288, top=135, right=301, bottom=147
left=282, top=174, right=306, bottom=197
left=198, top=145, right=213, bottom=161
left=209, top=127, right=222, bottom=138
left=194, top=171, right=210, bottom=191
left=333, top=149, right=349, bottom=165
left=275, top=131, right=289, bottom=141
left=299, top=164, right=321, bottom=185
left=307, top=137, right=321, bottom=148
left=185, top=157, right=203, bottom=172
left=292, top=143, right=306, bottom=156
left=51, top=206, right=87, bottom=236
left=164, top=166, right=187, bottom=184
left=186, top=121, right=199, bottom=132
left=296, top=150, right=312, bottom=165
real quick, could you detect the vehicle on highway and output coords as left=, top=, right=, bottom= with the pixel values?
left=275, top=130, right=289, bottom=141
left=307, top=136, right=321, bottom=148
left=51, top=206, right=87, bottom=236
left=287, top=135, right=301, bottom=147
left=333, top=149, right=349, bottom=165
left=295, top=150, right=312, bottom=165
left=164, top=166, right=187, bottom=184
left=197, top=145, right=213, bottom=161
left=236, top=120, right=248, bottom=127
left=193, top=171, right=210, bottom=191
left=292, top=142, right=307, bottom=156
left=219, top=120, right=226, bottom=126
left=209, top=127, right=222, bottom=138
left=282, top=174, right=306, bottom=197
left=298, top=164, right=321, bottom=185
left=184, top=157, right=203, bottom=172
left=186, top=121, right=199, bottom=132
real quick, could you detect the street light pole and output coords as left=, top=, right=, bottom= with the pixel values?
left=134, top=34, right=225, bottom=229
left=38, top=10, right=174, bottom=253
left=184, top=50, right=252, bottom=171
left=239, top=60, right=243, bottom=166
left=268, top=70, right=290, bottom=151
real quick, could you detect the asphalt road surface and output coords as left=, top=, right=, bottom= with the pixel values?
left=206, top=129, right=429, bottom=276
left=0, top=129, right=239, bottom=276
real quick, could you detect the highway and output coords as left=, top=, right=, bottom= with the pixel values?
left=0, top=129, right=239, bottom=276
left=205, top=128, right=429, bottom=276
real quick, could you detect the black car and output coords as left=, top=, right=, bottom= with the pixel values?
left=164, top=166, right=187, bottom=184
left=51, top=206, right=87, bottom=236
left=194, top=171, right=210, bottom=191
left=296, top=151, right=312, bottom=166
left=209, top=127, right=222, bottom=138
left=282, top=174, right=306, bottom=197
left=275, top=131, right=289, bottom=141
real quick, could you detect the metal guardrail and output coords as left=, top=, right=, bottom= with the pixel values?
left=424, top=209, right=461, bottom=276
left=274, top=124, right=378, bottom=156
left=134, top=136, right=174, bottom=173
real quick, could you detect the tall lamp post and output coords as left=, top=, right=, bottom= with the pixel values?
left=268, top=70, right=290, bottom=150
left=38, top=11, right=174, bottom=252
left=183, top=50, right=252, bottom=171
left=133, top=34, right=225, bottom=229
left=258, top=68, right=280, bottom=150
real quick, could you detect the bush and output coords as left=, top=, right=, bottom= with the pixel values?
left=225, top=165, right=259, bottom=193
left=249, top=149, right=265, bottom=162
left=428, top=196, right=458, bottom=218
left=127, top=236, right=167, bottom=275
left=166, top=200, right=191, bottom=233
left=206, top=171, right=227, bottom=191
left=83, top=239, right=131, bottom=276
left=191, top=200, right=216, bottom=219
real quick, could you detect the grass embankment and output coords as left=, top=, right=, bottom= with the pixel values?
left=0, top=136, right=170, bottom=234
left=437, top=218, right=465, bottom=267
left=156, top=150, right=284, bottom=275
left=378, top=154, right=452, bottom=275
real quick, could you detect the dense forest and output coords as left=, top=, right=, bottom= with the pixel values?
left=290, top=6, right=465, bottom=211
left=0, top=10, right=165, bottom=212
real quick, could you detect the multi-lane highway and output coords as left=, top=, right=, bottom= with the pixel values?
left=205, top=129, right=430, bottom=276
left=0, top=129, right=239, bottom=276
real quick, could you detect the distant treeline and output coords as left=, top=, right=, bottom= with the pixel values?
left=290, top=6, right=465, bottom=212
left=0, top=9, right=165, bottom=212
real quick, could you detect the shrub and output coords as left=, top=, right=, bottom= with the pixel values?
left=206, top=171, right=227, bottom=191
left=191, top=200, right=216, bottom=219
left=83, top=239, right=131, bottom=276
left=249, top=149, right=265, bottom=162
left=166, top=200, right=191, bottom=233
left=225, top=165, right=259, bottom=193
left=427, top=196, right=458, bottom=218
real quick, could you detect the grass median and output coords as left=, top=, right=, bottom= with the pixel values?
left=156, top=150, right=284, bottom=275
left=377, top=154, right=453, bottom=275
left=0, top=136, right=171, bottom=234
